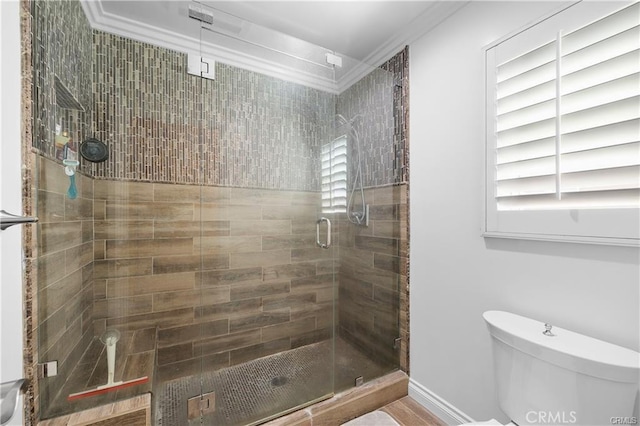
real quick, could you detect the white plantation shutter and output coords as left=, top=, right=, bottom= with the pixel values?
left=495, top=2, right=640, bottom=210
left=559, top=6, right=639, bottom=206
left=485, top=2, right=640, bottom=245
left=322, top=135, right=347, bottom=213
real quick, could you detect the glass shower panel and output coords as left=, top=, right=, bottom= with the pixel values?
left=176, top=7, right=339, bottom=425
left=186, top=3, right=404, bottom=424
left=334, top=62, right=404, bottom=392
left=33, top=0, right=206, bottom=419
left=31, top=0, right=106, bottom=418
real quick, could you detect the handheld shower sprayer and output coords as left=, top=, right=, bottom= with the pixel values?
left=335, top=114, right=368, bottom=226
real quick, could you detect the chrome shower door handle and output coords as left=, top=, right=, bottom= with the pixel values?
left=1, top=379, right=27, bottom=425
left=0, top=210, right=38, bottom=231
left=316, top=217, right=331, bottom=249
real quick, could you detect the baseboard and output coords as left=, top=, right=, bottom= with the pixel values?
left=408, top=378, right=474, bottom=425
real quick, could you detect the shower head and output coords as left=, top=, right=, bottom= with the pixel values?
left=335, top=113, right=363, bottom=128
left=334, top=114, right=349, bottom=127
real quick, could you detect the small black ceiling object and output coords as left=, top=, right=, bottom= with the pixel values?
left=80, top=138, right=109, bottom=163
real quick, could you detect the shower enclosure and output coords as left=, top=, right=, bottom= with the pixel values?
left=28, top=1, right=408, bottom=424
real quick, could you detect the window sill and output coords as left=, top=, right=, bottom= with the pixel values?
left=482, top=231, right=640, bottom=248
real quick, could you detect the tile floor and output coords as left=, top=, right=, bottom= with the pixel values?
left=380, top=396, right=447, bottom=426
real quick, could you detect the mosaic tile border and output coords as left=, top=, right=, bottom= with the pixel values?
left=384, top=47, right=410, bottom=373
left=21, top=0, right=36, bottom=424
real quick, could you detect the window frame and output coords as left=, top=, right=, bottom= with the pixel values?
left=482, top=0, right=640, bottom=247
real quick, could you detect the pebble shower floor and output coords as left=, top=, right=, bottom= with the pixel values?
left=155, top=341, right=333, bottom=426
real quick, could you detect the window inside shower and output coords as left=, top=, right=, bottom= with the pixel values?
left=322, top=135, right=348, bottom=214
left=28, top=1, right=408, bottom=424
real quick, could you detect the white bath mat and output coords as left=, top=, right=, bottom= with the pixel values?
left=342, top=411, right=400, bottom=426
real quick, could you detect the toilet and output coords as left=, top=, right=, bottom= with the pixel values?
left=468, top=311, right=640, bottom=426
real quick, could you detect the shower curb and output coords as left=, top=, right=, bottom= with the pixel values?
left=263, top=370, right=408, bottom=426
left=38, top=393, right=150, bottom=426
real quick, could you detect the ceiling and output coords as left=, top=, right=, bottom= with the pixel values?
left=200, top=2, right=440, bottom=60
left=83, top=0, right=468, bottom=92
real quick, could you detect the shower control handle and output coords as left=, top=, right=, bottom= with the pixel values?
left=316, top=217, right=331, bottom=249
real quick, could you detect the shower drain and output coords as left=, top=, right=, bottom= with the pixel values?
left=270, top=376, right=288, bottom=387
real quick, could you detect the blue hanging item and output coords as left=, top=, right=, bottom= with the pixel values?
left=67, top=174, right=78, bottom=199
left=63, top=159, right=79, bottom=200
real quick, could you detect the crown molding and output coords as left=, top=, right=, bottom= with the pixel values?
left=337, top=1, right=469, bottom=92
left=80, top=0, right=340, bottom=93
left=81, top=1, right=468, bottom=94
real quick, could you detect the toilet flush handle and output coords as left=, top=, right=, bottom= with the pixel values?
left=543, top=323, right=556, bottom=337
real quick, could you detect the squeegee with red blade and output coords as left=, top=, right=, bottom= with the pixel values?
left=68, top=329, right=148, bottom=401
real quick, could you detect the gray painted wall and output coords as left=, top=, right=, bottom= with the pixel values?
left=409, top=1, right=640, bottom=422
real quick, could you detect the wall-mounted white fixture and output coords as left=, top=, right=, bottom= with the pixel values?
left=325, top=52, right=342, bottom=68
left=62, top=159, right=78, bottom=176
left=188, top=4, right=214, bottom=25
left=62, top=159, right=79, bottom=200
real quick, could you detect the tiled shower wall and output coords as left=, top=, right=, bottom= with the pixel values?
left=32, top=0, right=93, bottom=164
left=338, top=185, right=407, bottom=367
left=336, top=49, right=409, bottom=370
left=337, top=70, right=395, bottom=188
left=35, top=157, right=95, bottom=418
left=92, top=31, right=334, bottom=190
left=92, top=181, right=334, bottom=382
left=89, top=31, right=337, bottom=383
left=29, top=0, right=95, bottom=421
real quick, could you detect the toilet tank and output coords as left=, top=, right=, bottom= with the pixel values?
left=483, top=311, right=639, bottom=426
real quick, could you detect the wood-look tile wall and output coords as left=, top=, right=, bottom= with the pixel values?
left=92, top=180, right=335, bottom=379
left=35, top=156, right=95, bottom=414
left=338, top=185, right=407, bottom=367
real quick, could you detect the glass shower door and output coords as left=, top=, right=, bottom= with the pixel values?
left=180, top=3, right=404, bottom=424
left=155, top=5, right=339, bottom=425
